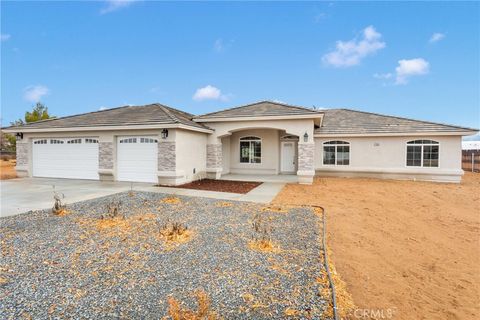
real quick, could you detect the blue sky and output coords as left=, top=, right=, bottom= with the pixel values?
left=1, top=1, right=479, bottom=132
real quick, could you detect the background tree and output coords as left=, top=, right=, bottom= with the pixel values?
left=3, top=102, right=55, bottom=152
left=24, top=102, right=52, bottom=123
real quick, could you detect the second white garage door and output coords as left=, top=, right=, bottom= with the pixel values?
left=117, top=136, right=159, bottom=183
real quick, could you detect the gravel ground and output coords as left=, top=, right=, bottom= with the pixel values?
left=0, top=192, right=328, bottom=319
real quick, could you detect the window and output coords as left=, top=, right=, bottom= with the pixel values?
left=240, top=136, right=261, bottom=163
left=67, top=139, right=82, bottom=144
left=406, top=140, right=439, bottom=167
left=50, top=139, right=64, bottom=144
left=119, top=138, right=137, bottom=144
left=323, top=141, right=350, bottom=166
left=34, top=139, right=47, bottom=144
left=85, top=138, right=98, bottom=144
left=140, top=138, right=158, bottom=143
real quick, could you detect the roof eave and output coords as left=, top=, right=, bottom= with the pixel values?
left=314, top=130, right=479, bottom=138
left=2, top=123, right=214, bottom=134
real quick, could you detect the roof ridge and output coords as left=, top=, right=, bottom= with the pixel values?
left=155, top=104, right=181, bottom=124
left=153, top=103, right=213, bottom=130
left=195, top=100, right=320, bottom=118
left=329, top=108, right=478, bottom=131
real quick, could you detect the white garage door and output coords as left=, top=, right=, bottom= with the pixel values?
left=32, top=138, right=99, bottom=180
left=117, top=136, right=158, bottom=183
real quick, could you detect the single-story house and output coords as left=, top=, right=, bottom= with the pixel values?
left=4, top=101, right=478, bottom=184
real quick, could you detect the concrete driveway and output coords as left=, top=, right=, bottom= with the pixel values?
left=0, top=178, right=285, bottom=218
left=0, top=178, right=150, bottom=218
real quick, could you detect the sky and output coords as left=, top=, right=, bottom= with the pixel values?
left=1, top=1, right=479, bottom=134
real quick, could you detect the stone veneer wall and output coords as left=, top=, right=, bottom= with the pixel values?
left=206, top=144, right=222, bottom=169
left=298, top=143, right=314, bottom=171
left=158, top=141, right=176, bottom=171
left=99, top=142, right=114, bottom=169
left=16, top=142, right=28, bottom=167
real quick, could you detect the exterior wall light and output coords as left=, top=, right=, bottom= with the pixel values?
left=303, top=132, right=308, bottom=142
left=15, top=132, right=23, bottom=140
left=161, top=129, right=169, bottom=139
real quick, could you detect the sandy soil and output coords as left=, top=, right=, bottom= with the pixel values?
left=273, top=173, right=480, bottom=320
left=0, top=159, right=17, bottom=180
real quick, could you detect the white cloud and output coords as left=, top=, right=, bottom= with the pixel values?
left=23, top=85, right=49, bottom=102
left=322, top=26, right=386, bottom=67
left=314, top=12, right=327, bottom=23
left=429, top=32, right=445, bottom=43
left=213, top=38, right=234, bottom=53
left=214, top=39, right=225, bottom=52
left=100, top=0, right=137, bottom=14
left=193, top=85, right=229, bottom=102
left=1, top=34, right=11, bottom=42
left=373, top=73, right=393, bottom=80
left=395, top=58, right=430, bottom=85
left=99, top=106, right=107, bottom=111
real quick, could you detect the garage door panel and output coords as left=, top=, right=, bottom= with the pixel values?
left=32, top=138, right=99, bottom=180
left=117, top=136, right=158, bottom=183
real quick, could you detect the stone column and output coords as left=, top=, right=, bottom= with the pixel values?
left=15, top=141, right=29, bottom=177
left=98, top=142, right=114, bottom=181
left=157, top=140, right=184, bottom=185
left=206, top=143, right=222, bottom=179
left=297, top=143, right=315, bottom=184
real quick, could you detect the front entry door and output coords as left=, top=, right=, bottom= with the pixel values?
left=281, top=142, right=296, bottom=173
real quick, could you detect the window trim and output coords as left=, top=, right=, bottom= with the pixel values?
left=239, top=136, right=262, bottom=164
left=322, top=140, right=351, bottom=166
left=405, top=139, right=440, bottom=168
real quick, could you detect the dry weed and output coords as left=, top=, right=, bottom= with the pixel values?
left=248, top=212, right=279, bottom=253
left=158, top=220, right=192, bottom=246
left=261, top=206, right=287, bottom=213
left=167, top=290, right=218, bottom=320
left=52, top=186, right=68, bottom=215
left=215, top=202, right=232, bottom=207
left=247, top=239, right=280, bottom=253
left=317, top=239, right=355, bottom=318
left=162, top=197, right=182, bottom=205
left=284, top=308, right=300, bottom=317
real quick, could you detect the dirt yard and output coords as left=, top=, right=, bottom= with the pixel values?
left=273, top=173, right=480, bottom=320
left=0, top=159, right=17, bottom=180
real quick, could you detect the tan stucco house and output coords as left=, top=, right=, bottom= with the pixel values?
left=4, top=101, right=478, bottom=184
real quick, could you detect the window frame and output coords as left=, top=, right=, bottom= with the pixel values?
left=405, top=139, right=440, bottom=168
left=322, top=140, right=351, bottom=166
left=239, top=136, right=262, bottom=164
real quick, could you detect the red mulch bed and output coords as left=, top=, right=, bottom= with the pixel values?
left=157, top=179, right=262, bottom=194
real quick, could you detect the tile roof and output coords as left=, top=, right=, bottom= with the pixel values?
left=194, top=100, right=322, bottom=119
left=6, top=103, right=210, bottom=131
left=316, top=109, right=478, bottom=135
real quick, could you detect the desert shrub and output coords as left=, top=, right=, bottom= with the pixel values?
left=101, top=200, right=124, bottom=219
left=159, top=220, right=190, bottom=243
left=249, top=213, right=278, bottom=252
left=52, top=186, right=68, bottom=215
